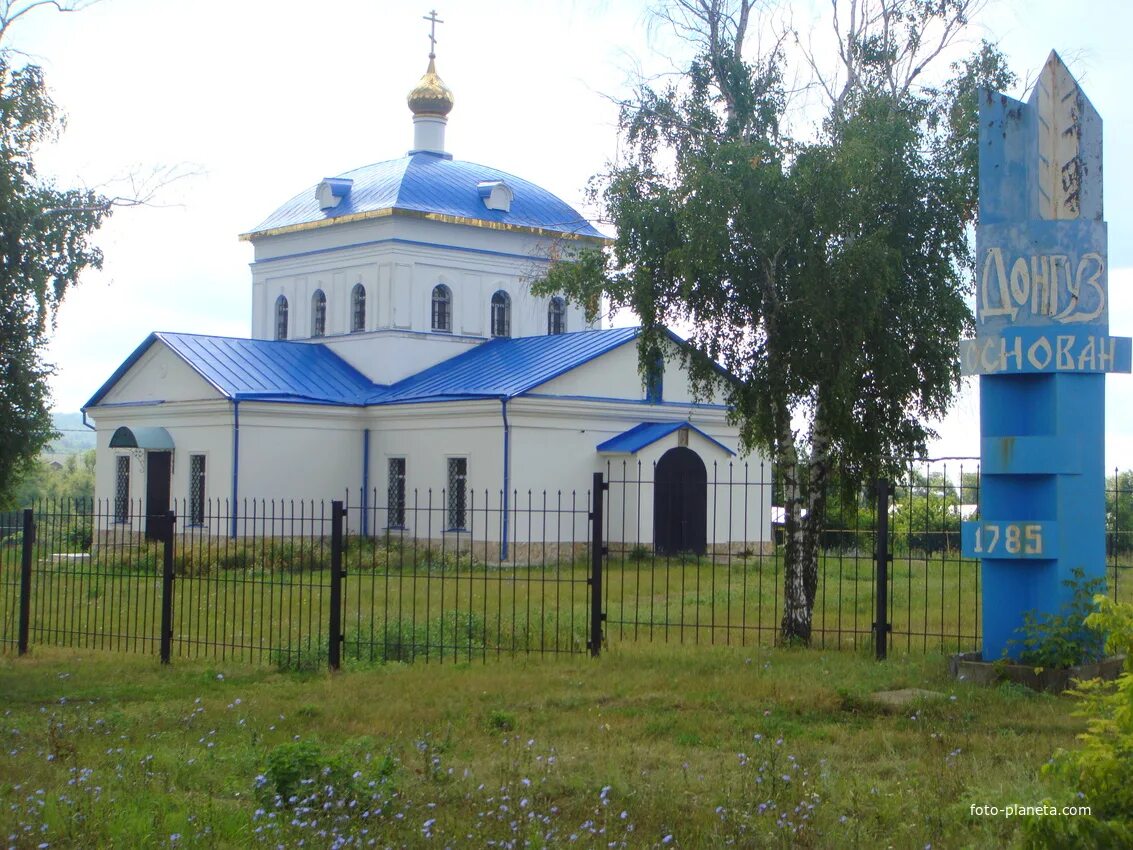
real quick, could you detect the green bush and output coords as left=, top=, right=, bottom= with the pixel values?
left=258, top=738, right=395, bottom=808
left=1024, top=596, right=1133, bottom=847
left=487, top=709, right=517, bottom=732
left=1007, top=568, right=1107, bottom=668
left=63, top=517, right=93, bottom=551
left=98, top=544, right=161, bottom=575
left=261, top=740, right=328, bottom=803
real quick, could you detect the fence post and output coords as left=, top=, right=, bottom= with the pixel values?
left=160, top=510, right=176, bottom=664
left=18, top=509, right=34, bottom=656
left=329, top=500, right=346, bottom=671
left=874, top=479, right=891, bottom=661
left=588, top=472, right=607, bottom=657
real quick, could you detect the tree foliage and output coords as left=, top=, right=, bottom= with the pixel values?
left=1025, top=596, right=1133, bottom=847
left=536, top=0, right=1014, bottom=643
left=0, top=21, right=110, bottom=507
left=12, top=448, right=94, bottom=505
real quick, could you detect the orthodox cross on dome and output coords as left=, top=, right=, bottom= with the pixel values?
left=408, top=8, right=454, bottom=152
left=423, top=9, right=443, bottom=58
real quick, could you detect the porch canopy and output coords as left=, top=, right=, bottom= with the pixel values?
left=596, top=421, right=734, bottom=455
left=108, top=425, right=175, bottom=450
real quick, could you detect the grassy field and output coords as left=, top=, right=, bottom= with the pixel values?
left=0, top=643, right=1091, bottom=849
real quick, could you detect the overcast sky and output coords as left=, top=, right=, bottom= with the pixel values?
left=7, top=0, right=1133, bottom=464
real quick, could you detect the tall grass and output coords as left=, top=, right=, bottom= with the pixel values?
left=0, top=645, right=1089, bottom=848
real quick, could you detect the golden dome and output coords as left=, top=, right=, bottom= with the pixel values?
left=407, top=57, right=454, bottom=117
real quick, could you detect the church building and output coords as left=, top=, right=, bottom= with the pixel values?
left=83, top=38, right=768, bottom=554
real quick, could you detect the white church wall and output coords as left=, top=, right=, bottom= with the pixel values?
left=532, top=343, right=722, bottom=405
left=363, top=397, right=768, bottom=550
left=391, top=262, right=412, bottom=329
left=361, top=400, right=753, bottom=548
left=503, top=406, right=610, bottom=547
left=365, top=402, right=503, bottom=539
left=462, top=272, right=485, bottom=335
left=88, top=400, right=236, bottom=528
left=503, top=398, right=768, bottom=551
left=257, top=262, right=380, bottom=341
left=316, top=330, right=482, bottom=385
left=248, top=217, right=387, bottom=262
left=234, top=405, right=365, bottom=506
left=249, top=209, right=597, bottom=268
left=248, top=214, right=592, bottom=344
left=532, top=339, right=643, bottom=399
left=100, top=344, right=223, bottom=406
left=88, top=393, right=768, bottom=551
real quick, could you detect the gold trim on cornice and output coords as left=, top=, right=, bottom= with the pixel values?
left=239, top=207, right=611, bottom=244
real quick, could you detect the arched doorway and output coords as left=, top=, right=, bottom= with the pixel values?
left=654, top=446, right=707, bottom=555
left=109, top=426, right=174, bottom=541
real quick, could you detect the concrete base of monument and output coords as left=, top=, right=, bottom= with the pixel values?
left=949, top=652, right=1126, bottom=694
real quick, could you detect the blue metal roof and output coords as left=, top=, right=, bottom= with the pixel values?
left=247, top=152, right=606, bottom=240
left=596, top=421, right=735, bottom=456
left=84, top=332, right=376, bottom=408
left=370, top=327, right=641, bottom=404
left=85, top=328, right=648, bottom=411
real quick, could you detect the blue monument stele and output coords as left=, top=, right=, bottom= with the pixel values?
left=959, top=52, right=1131, bottom=660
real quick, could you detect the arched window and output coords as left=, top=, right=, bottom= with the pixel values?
left=490, top=290, right=511, bottom=338
left=275, top=295, right=289, bottom=340
left=351, top=283, right=366, bottom=333
left=547, top=296, right=566, bottom=335
left=311, top=289, right=326, bottom=337
left=432, top=284, right=452, bottom=332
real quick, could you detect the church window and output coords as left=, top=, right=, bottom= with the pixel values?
left=388, top=457, right=406, bottom=528
left=275, top=295, right=289, bottom=340
left=645, top=350, right=664, bottom=403
left=189, top=454, right=206, bottom=526
left=548, top=296, right=566, bottom=335
left=490, top=290, right=511, bottom=338
left=432, top=284, right=452, bottom=333
left=311, top=290, right=327, bottom=337
left=114, top=455, right=130, bottom=523
left=446, top=457, right=467, bottom=530
left=351, top=283, right=366, bottom=333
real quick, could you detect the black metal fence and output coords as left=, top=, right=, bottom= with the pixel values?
left=3, top=460, right=1132, bottom=668
left=600, top=458, right=989, bottom=654
left=0, top=488, right=596, bottom=669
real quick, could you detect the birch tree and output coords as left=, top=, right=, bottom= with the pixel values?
left=537, top=0, right=1014, bottom=643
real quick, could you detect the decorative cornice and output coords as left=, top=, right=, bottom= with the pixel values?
left=240, top=206, right=611, bottom=244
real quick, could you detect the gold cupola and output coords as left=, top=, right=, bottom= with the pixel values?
left=407, top=55, right=454, bottom=156
left=407, top=57, right=454, bottom=117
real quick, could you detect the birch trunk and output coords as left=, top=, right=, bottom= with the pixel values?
left=778, top=427, right=811, bottom=644
left=802, top=415, right=833, bottom=616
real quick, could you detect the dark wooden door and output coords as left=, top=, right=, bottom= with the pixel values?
left=654, top=447, right=707, bottom=555
left=145, top=451, right=172, bottom=541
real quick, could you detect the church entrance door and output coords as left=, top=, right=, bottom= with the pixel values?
left=653, top=447, right=707, bottom=555
left=145, top=451, right=172, bottom=541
